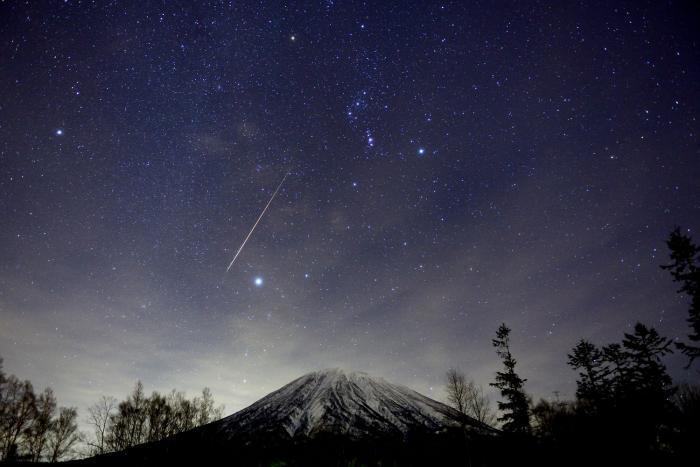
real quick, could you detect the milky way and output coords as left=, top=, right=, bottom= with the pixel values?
left=0, top=1, right=699, bottom=420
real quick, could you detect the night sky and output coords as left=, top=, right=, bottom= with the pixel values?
left=1, top=1, right=699, bottom=419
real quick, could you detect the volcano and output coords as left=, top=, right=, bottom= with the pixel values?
left=215, top=368, right=494, bottom=440
left=81, top=369, right=497, bottom=466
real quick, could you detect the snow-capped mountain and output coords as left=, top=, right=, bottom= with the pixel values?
left=214, top=368, right=494, bottom=440
left=86, top=369, right=497, bottom=466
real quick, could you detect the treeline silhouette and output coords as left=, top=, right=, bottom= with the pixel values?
left=85, top=382, right=223, bottom=456
left=0, top=367, right=223, bottom=463
left=0, top=360, right=80, bottom=462
left=445, top=226, right=700, bottom=465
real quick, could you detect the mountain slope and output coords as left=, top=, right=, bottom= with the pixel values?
left=215, top=368, right=495, bottom=440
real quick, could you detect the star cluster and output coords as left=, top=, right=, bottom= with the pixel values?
left=0, top=1, right=698, bottom=415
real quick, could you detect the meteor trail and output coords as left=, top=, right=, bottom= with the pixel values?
left=226, top=173, right=288, bottom=273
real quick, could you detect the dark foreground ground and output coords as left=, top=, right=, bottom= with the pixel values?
left=4, top=427, right=694, bottom=467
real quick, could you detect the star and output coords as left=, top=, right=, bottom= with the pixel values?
left=55, top=129, right=64, bottom=136
left=417, top=147, right=426, bottom=156
left=254, top=277, right=263, bottom=287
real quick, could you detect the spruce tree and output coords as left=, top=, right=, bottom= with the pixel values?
left=662, top=227, right=700, bottom=367
left=617, top=323, right=674, bottom=451
left=490, top=323, right=531, bottom=434
left=567, top=339, right=609, bottom=410
left=620, top=323, right=673, bottom=401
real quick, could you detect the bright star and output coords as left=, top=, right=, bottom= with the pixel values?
left=417, top=147, right=426, bottom=156
left=55, top=129, right=64, bottom=136
left=254, top=277, right=263, bottom=286
left=290, top=35, right=296, bottom=41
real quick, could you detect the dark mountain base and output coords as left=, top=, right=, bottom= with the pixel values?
left=64, top=432, right=497, bottom=467
left=8, top=429, right=686, bottom=467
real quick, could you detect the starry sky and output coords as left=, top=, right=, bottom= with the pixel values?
left=1, top=1, right=699, bottom=419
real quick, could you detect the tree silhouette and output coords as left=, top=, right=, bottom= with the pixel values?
left=107, top=381, right=148, bottom=451
left=618, top=323, right=674, bottom=450
left=0, top=376, right=36, bottom=459
left=99, top=382, right=224, bottom=452
left=670, top=383, right=700, bottom=459
left=463, top=380, right=496, bottom=426
left=445, top=369, right=468, bottom=415
left=567, top=323, right=674, bottom=455
left=145, top=391, right=171, bottom=443
left=530, top=398, right=576, bottom=443
left=0, top=357, right=80, bottom=462
left=567, top=339, right=608, bottom=411
left=87, top=396, right=117, bottom=456
left=490, top=323, right=531, bottom=434
left=620, top=323, right=673, bottom=391
left=445, top=369, right=496, bottom=426
left=47, top=407, right=80, bottom=462
left=662, top=227, right=700, bottom=367
left=25, top=388, right=56, bottom=461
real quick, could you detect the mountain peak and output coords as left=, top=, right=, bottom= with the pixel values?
left=311, top=367, right=357, bottom=377
left=304, top=368, right=381, bottom=384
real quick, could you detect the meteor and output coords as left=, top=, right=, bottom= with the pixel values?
left=226, top=173, right=288, bottom=272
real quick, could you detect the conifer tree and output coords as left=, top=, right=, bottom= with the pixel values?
left=620, top=323, right=673, bottom=403
left=618, top=323, right=674, bottom=451
left=567, top=339, right=609, bottom=410
left=490, top=323, right=531, bottom=434
left=662, top=227, right=700, bottom=367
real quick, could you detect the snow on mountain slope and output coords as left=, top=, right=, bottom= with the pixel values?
left=215, top=368, right=495, bottom=440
